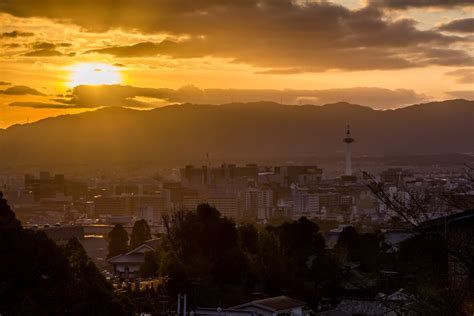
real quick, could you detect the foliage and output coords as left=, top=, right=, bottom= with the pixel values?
left=139, top=250, right=161, bottom=278
left=108, top=224, right=129, bottom=258
left=61, top=238, right=127, bottom=314
left=238, top=223, right=259, bottom=254
left=129, top=219, right=152, bottom=250
left=0, top=192, right=130, bottom=315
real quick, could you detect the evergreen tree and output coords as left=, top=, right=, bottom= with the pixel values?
left=139, top=250, right=161, bottom=278
left=129, top=219, right=152, bottom=250
left=0, top=192, right=21, bottom=228
left=62, top=238, right=129, bottom=315
left=238, top=223, right=259, bottom=254
left=108, top=224, right=129, bottom=258
left=0, top=192, right=130, bottom=315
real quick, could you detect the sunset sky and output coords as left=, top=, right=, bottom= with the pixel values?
left=0, top=0, right=472, bottom=128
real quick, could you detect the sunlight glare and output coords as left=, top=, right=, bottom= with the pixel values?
left=67, top=63, right=122, bottom=87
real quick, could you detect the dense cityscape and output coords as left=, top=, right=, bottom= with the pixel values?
left=1, top=127, right=473, bottom=314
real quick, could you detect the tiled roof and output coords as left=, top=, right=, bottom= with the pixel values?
left=253, top=296, right=305, bottom=311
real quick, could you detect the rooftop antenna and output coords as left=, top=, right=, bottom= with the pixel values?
left=206, top=152, right=211, bottom=168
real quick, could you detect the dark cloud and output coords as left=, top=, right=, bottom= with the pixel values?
left=1, top=85, right=45, bottom=96
left=0, top=81, right=11, bottom=85
left=3, top=43, right=21, bottom=48
left=9, top=102, right=81, bottom=109
left=0, top=30, right=34, bottom=38
left=31, top=42, right=73, bottom=49
left=445, top=69, right=474, bottom=84
left=439, top=18, right=474, bottom=33
left=8, top=84, right=426, bottom=109
left=369, top=0, right=473, bottom=9
left=32, top=42, right=56, bottom=50
left=418, top=48, right=473, bottom=67
left=446, top=90, right=474, bottom=100
left=22, top=49, right=64, bottom=57
left=1, top=1, right=470, bottom=71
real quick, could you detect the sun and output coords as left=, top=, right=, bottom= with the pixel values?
left=67, top=63, right=122, bottom=87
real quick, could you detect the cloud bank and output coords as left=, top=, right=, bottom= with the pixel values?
left=1, top=0, right=471, bottom=72
left=0, top=30, right=34, bottom=38
left=369, top=0, right=473, bottom=9
left=439, top=18, right=474, bottom=33
left=445, top=69, right=474, bottom=84
left=1, top=85, right=44, bottom=96
left=8, top=84, right=426, bottom=109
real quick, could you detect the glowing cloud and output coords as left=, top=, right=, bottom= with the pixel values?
left=67, top=63, right=121, bottom=87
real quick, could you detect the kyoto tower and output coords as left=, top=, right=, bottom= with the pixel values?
left=343, top=125, right=355, bottom=176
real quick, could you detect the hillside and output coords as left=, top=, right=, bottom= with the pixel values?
left=0, top=99, right=472, bottom=165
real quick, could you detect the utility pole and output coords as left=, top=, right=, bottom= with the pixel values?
left=183, top=294, right=187, bottom=316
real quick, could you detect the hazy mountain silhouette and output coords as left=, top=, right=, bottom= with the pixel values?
left=0, top=99, right=472, bottom=165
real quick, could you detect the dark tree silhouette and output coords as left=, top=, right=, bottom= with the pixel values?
left=129, top=219, right=152, bottom=250
left=108, top=224, right=129, bottom=258
left=139, top=250, right=161, bottom=278
left=364, top=169, right=474, bottom=315
left=0, top=192, right=130, bottom=315
left=61, top=238, right=128, bottom=314
left=238, top=223, right=259, bottom=254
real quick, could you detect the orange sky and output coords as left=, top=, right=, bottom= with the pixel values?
left=0, top=0, right=472, bottom=128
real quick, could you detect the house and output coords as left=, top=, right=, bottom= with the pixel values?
left=381, top=229, right=415, bottom=252
left=230, top=296, right=306, bottom=316
left=108, top=238, right=160, bottom=280
left=194, top=308, right=256, bottom=316
left=324, top=225, right=353, bottom=249
left=316, top=289, right=418, bottom=316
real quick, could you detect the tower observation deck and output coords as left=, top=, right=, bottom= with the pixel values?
left=343, top=125, right=355, bottom=176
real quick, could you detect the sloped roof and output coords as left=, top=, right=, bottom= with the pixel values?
left=108, top=252, right=145, bottom=264
left=325, top=232, right=340, bottom=249
left=337, top=298, right=392, bottom=315
left=232, top=296, right=305, bottom=312
left=144, top=238, right=161, bottom=249
left=107, top=243, right=155, bottom=264
left=382, top=230, right=415, bottom=246
left=316, top=309, right=350, bottom=316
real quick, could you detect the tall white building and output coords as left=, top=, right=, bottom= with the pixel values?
left=241, top=188, right=274, bottom=220
left=291, top=186, right=319, bottom=218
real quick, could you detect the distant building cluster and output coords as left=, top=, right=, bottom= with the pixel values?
left=1, top=127, right=472, bottom=230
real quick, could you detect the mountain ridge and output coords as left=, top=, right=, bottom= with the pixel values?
left=0, top=99, right=472, bottom=165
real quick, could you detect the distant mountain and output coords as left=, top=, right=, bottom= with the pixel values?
left=0, top=99, right=472, bottom=165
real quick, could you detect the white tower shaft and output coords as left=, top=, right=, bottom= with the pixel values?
left=345, top=142, right=352, bottom=176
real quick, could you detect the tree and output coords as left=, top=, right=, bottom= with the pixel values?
left=0, top=191, right=21, bottom=229
left=139, top=250, right=161, bottom=278
left=365, top=169, right=474, bottom=315
left=130, top=219, right=152, bottom=250
left=336, top=226, right=360, bottom=262
left=61, top=238, right=128, bottom=315
left=108, top=224, right=129, bottom=258
left=238, top=223, right=259, bottom=254
left=160, top=204, right=252, bottom=305
left=257, top=229, right=285, bottom=295
left=0, top=192, right=130, bottom=315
